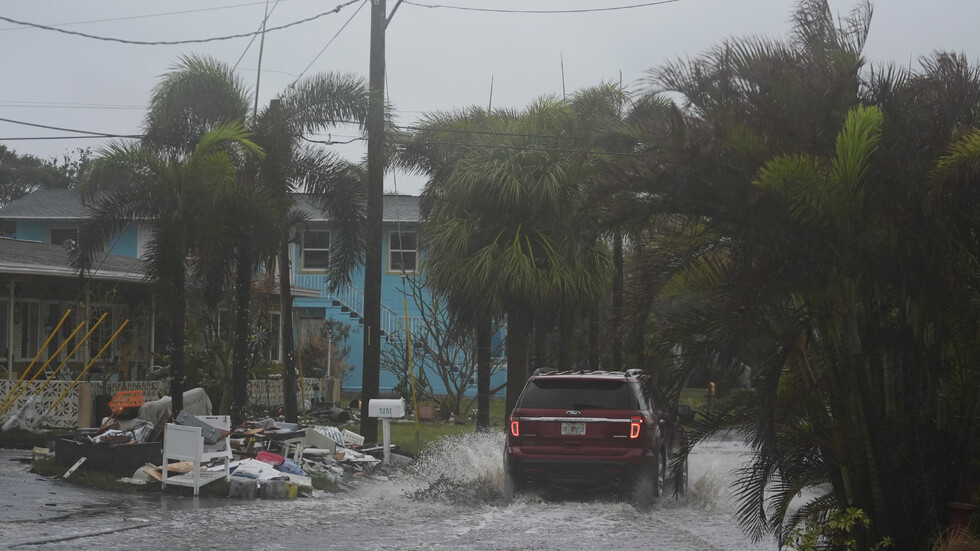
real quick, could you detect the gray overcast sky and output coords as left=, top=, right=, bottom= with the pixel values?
left=2, top=0, right=980, bottom=195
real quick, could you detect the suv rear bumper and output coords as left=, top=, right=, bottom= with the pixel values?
left=506, top=450, right=656, bottom=490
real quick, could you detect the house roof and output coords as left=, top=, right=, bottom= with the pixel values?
left=0, top=237, right=147, bottom=282
left=0, top=188, right=92, bottom=219
left=293, top=193, right=420, bottom=223
left=0, top=189, right=421, bottom=224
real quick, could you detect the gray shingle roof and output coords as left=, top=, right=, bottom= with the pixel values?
left=0, top=189, right=421, bottom=223
left=0, top=188, right=92, bottom=219
left=0, top=237, right=146, bottom=281
left=293, top=193, right=420, bottom=223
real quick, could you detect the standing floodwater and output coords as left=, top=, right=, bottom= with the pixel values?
left=1, top=433, right=775, bottom=550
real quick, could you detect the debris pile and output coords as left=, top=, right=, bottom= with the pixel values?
left=51, top=388, right=405, bottom=497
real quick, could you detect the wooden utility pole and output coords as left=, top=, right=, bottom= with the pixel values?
left=360, top=0, right=386, bottom=443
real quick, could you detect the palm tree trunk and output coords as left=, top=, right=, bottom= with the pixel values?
left=231, top=244, right=253, bottom=426
left=505, top=311, right=532, bottom=415
left=278, top=233, right=299, bottom=423
left=588, top=308, right=600, bottom=370
left=170, top=265, right=187, bottom=417
left=533, top=317, right=546, bottom=371
left=611, top=230, right=624, bottom=371
left=845, top=282, right=913, bottom=548
left=476, top=313, right=492, bottom=431
left=558, top=317, right=571, bottom=369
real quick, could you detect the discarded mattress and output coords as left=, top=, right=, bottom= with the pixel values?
left=138, top=387, right=212, bottom=423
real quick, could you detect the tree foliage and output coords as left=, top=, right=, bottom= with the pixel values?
left=598, top=1, right=980, bottom=548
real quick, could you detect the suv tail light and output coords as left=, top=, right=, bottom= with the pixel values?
left=510, top=418, right=520, bottom=437
left=630, top=416, right=642, bottom=439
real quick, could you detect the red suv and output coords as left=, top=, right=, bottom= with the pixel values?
left=504, top=369, right=687, bottom=502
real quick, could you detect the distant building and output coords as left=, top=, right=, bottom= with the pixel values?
left=0, top=188, right=505, bottom=395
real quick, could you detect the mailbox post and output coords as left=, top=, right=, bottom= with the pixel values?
left=368, top=398, right=405, bottom=465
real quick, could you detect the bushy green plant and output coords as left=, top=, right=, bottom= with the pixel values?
left=784, top=508, right=893, bottom=551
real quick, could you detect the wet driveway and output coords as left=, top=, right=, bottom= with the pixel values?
left=1, top=434, right=776, bottom=550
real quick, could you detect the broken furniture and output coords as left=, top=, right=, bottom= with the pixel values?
left=161, top=415, right=232, bottom=495
left=54, top=433, right=162, bottom=477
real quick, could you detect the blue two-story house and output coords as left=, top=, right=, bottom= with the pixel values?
left=0, top=188, right=506, bottom=400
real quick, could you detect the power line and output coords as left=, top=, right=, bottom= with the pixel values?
left=0, top=0, right=307, bottom=32
left=0, top=100, right=144, bottom=111
left=233, top=0, right=282, bottom=72
left=291, top=0, right=367, bottom=86
left=0, top=136, right=125, bottom=141
left=402, top=0, right=682, bottom=15
left=0, top=116, right=643, bottom=153
left=403, top=140, right=644, bottom=157
left=0, top=117, right=139, bottom=138
left=0, top=0, right=361, bottom=46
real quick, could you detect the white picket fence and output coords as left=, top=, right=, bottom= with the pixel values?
left=0, top=377, right=335, bottom=429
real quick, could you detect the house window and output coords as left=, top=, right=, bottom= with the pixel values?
left=88, top=304, right=127, bottom=365
left=49, top=227, right=79, bottom=248
left=388, top=231, right=418, bottom=273
left=17, top=300, right=40, bottom=361
left=42, top=302, right=74, bottom=364
left=300, top=227, right=330, bottom=272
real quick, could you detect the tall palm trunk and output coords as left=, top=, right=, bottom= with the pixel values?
left=588, top=308, right=600, bottom=370
left=611, top=230, right=624, bottom=371
left=231, top=243, right=253, bottom=426
left=476, top=313, right=492, bottom=431
left=170, top=263, right=187, bottom=417
left=505, top=311, right=533, bottom=415
left=845, top=281, right=913, bottom=548
left=278, top=230, right=299, bottom=423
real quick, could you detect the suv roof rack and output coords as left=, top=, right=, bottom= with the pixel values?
left=531, top=367, right=557, bottom=376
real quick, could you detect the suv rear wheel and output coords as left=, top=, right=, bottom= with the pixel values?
left=631, top=448, right=666, bottom=506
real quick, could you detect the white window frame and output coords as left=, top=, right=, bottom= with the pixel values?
left=387, top=230, right=418, bottom=274
left=41, top=301, right=76, bottom=365
left=16, top=300, right=40, bottom=361
left=88, top=304, right=128, bottom=364
left=300, top=226, right=331, bottom=273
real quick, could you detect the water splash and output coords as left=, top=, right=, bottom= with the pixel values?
left=404, top=431, right=510, bottom=506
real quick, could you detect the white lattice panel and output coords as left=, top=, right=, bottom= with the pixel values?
left=1, top=377, right=334, bottom=429
left=248, top=378, right=332, bottom=407
left=0, top=381, right=78, bottom=429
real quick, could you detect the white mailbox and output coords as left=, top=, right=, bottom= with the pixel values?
left=368, top=398, right=406, bottom=419
left=368, top=398, right=406, bottom=466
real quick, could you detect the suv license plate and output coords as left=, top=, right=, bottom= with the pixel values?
left=561, top=422, right=586, bottom=435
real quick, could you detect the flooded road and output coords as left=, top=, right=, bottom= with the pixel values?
left=1, top=434, right=775, bottom=550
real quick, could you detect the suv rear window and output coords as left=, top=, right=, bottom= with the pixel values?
left=517, top=379, right=637, bottom=410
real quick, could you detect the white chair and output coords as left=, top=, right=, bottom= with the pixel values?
left=161, top=415, right=232, bottom=496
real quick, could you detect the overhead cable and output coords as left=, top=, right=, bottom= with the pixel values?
left=290, top=0, right=367, bottom=86
left=0, top=116, right=140, bottom=138
left=402, top=0, right=681, bottom=15
left=0, top=0, right=305, bottom=32
left=0, top=0, right=361, bottom=46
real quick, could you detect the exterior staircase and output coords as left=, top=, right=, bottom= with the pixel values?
left=293, top=273, right=423, bottom=342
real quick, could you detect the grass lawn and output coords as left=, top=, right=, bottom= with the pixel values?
left=357, top=398, right=508, bottom=457
left=679, top=387, right=709, bottom=412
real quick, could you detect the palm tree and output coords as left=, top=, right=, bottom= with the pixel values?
left=73, top=122, right=263, bottom=416
left=404, top=97, right=613, bottom=415
left=598, top=1, right=980, bottom=547
left=139, top=56, right=370, bottom=423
